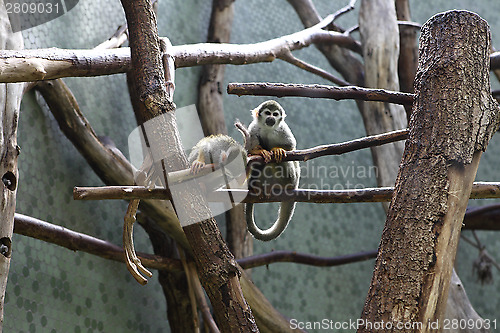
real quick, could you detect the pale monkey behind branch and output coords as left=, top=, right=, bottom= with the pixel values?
left=246, top=100, right=300, bottom=241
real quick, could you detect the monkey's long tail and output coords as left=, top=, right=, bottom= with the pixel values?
left=245, top=201, right=296, bottom=241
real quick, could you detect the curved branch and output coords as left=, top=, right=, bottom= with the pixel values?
left=239, top=249, right=376, bottom=269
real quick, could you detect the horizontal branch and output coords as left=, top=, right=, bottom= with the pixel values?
left=491, top=51, right=500, bottom=70
left=13, top=213, right=183, bottom=271
left=0, top=17, right=360, bottom=83
left=463, top=203, right=500, bottom=230
left=74, top=182, right=500, bottom=204
left=238, top=249, right=378, bottom=269
left=227, top=82, right=415, bottom=105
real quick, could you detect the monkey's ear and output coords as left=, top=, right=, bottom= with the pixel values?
left=281, top=109, right=287, bottom=119
left=251, top=107, right=260, bottom=118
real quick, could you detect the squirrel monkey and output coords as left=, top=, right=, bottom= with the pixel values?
left=188, top=134, right=248, bottom=189
left=246, top=100, right=300, bottom=241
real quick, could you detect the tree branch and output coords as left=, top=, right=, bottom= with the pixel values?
left=227, top=82, right=414, bottom=105
left=279, top=50, right=351, bottom=86
left=239, top=249, right=377, bottom=269
left=0, top=19, right=360, bottom=83
left=13, top=213, right=183, bottom=271
left=73, top=182, right=500, bottom=205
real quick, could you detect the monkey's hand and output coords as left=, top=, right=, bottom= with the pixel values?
left=190, top=159, right=206, bottom=174
left=250, top=146, right=272, bottom=163
left=271, top=147, right=287, bottom=163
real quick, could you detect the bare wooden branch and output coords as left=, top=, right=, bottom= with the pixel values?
left=73, top=182, right=500, bottom=204
left=227, top=82, right=414, bottom=105
left=187, top=262, right=220, bottom=333
left=13, top=213, right=183, bottom=271
left=123, top=199, right=152, bottom=285
left=287, top=0, right=365, bottom=88
left=177, top=249, right=201, bottom=332
left=239, top=249, right=376, bottom=270
left=0, top=18, right=360, bottom=83
left=463, top=203, right=500, bottom=230
left=94, top=24, right=128, bottom=49
left=331, top=0, right=357, bottom=21
left=491, top=51, right=500, bottom=70
left=279, top=50, right=351, bottom=86
left=345, top=20, right=422, bottom=35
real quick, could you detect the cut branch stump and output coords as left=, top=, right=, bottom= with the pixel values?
left=359, top=10, right=500, bottom=332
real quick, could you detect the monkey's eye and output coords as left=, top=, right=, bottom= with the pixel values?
left=273, top=112, right=280, bottom=117
left=264, top=110, right=271, bottom=116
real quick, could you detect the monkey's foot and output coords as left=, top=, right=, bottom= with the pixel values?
left=190, top=160, right=205, bottom=174
left=250, top=147, right=273, bottom=163
left=271, top=147, right=287, bottom=163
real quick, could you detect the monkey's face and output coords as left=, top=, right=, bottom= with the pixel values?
left=258, top=106, right=285, bottom=129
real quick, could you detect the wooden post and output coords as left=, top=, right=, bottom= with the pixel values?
left=359, top=11, right=499, bottom=332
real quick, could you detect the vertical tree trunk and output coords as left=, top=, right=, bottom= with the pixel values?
left=0, top=1, right=23, bottom=329
left=120, top=0, right=258, bottom=331
left=395, top=0, right=418, bottom=120
left=138, top=215, right=196, bottom=332
left=359, top=11, right=499, bottom=332
left=359, top=0, right=407, bottom=189
left=197, top=0, right=253, bottom=261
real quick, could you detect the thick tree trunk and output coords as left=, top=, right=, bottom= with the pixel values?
left=119, top=0, right=257, bottom=331
left=359, top=11, right=499, bottom=332
left=359, top=0, right=407, bottom=190
left=197, top=0, right=252, bottom=261
left=395, top=0, right=418, bottom=120
left=0, top=1, right=23, bottom=329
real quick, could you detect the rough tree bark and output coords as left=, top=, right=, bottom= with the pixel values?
left=359, top=0, right=407, bottom=190
left=126, top=69, right=195, bottom=329
left=359, top=11, right=499, bottom=332
left=0, top=1, right=23, bottom=328
left=197, top=0, right=253, bottom=262
left=119, top=0, right=257, bottom=331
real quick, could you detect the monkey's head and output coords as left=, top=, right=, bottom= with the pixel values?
left=252, top=100, right=286, bottom=129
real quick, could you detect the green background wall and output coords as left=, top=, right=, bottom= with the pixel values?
left=5, top=0, right=500, bottom=332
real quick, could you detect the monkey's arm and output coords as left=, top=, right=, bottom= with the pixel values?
left=270, top=147, right=287, bottom=163
left=189, top=149, right=207, bottom=174
left=249, top=145, right=273, bottom=163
